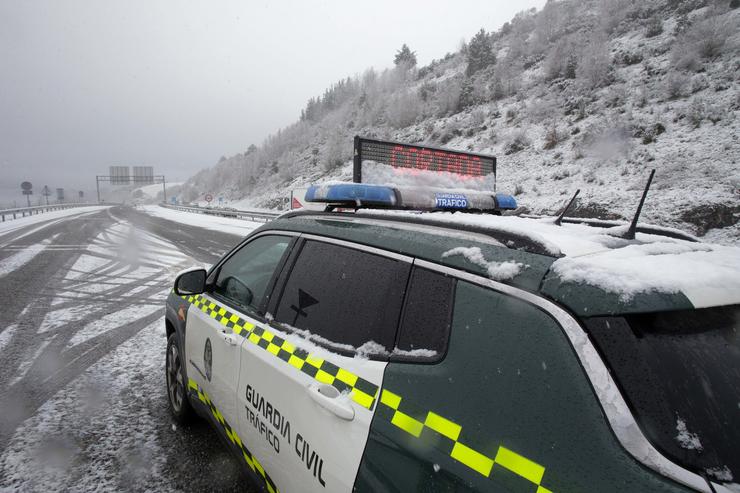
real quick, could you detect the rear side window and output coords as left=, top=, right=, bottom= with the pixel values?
left=585, top=305, right=740, bottom=484
left=392, top=267, right=455, bottom=363
left=273, top=240, right=410, bottom=357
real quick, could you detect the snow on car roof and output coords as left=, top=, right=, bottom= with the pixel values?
left=357, top=210, right=740, bottom=308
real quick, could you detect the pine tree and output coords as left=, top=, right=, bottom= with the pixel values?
left=565, top=54, right=578, bottom=79
left=458, top=77, right=476, bottom=110
left=394, top=44, right=417, bottom=68
left=466, top=29, right=496, bottom=76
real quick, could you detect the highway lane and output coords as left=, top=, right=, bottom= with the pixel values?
left=0, top=205, right=256, bottom=492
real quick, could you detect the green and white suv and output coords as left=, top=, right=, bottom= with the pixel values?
left=164, top=183, right=740, bottom=493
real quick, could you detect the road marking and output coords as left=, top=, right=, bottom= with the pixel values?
left=0, top=238, right=52, bottom=277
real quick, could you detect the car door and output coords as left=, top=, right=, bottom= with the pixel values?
left=185, top=233, right=294, bottom=439
left=236, top=236, right=412, bottom=493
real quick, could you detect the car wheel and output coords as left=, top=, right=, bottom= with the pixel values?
left=166, top=332, right=195, bottom=424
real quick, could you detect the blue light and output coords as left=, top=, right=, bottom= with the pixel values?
left=305, top=184, right=397, bottom=206
left=304, top=183, right=519, bottom=213
left=495, top=193, right=517, bottom=210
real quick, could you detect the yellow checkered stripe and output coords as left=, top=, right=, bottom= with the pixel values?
left=182, top=294, right=379, bottom=410
left=379, top=389, right=553, bottom=493
left=185, top=293, right=257, bottom=337
left=189, top=379, right=279, bottom=493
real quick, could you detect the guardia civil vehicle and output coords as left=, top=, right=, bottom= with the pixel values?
left=164, top=138, right=740, bottom=493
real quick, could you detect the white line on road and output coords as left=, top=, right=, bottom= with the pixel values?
left=0, top=237, right=54, bottom=277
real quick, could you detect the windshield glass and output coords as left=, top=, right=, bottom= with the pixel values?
left=585, top=305, right=740, bottom=485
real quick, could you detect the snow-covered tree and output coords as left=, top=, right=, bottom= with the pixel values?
left=394, top=44, right=417, bottom=68
left=466, top=29, right=496, bottom=76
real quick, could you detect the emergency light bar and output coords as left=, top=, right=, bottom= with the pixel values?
left=305, top=183, right=517, bottom=213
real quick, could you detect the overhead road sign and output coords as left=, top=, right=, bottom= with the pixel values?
left=109, top=166, right=131, bottom=185
left=95, top=171, right=168, bottom=203
left=133, top=166, right=154, bottom=184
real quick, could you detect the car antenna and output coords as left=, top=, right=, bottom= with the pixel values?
left=622, top=169, right=655, bottom=240
left=554, top=189, right=580, bottom=226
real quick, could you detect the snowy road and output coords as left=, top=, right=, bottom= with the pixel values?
left=0, top=206, right=257, bottom=492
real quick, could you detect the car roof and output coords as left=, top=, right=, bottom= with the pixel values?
left=262, top=210, right=740, bottom=316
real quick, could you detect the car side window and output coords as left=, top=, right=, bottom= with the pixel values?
left=391, top=267, right=455, bottom=363
left=273, top=240, right=410, bottom=357
left=212, top=235, right=291, bottom=314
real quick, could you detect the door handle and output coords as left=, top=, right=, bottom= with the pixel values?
left=307, top=384, right=355, bottom=421
left=220, top=329, right=239, bottom=346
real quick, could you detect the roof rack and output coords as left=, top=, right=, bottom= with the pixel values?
left=305, top=183, right=517, bottom=214
left=279, top=209, right=560, bottom=257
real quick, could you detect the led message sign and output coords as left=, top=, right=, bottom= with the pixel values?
left=353, top=136, right=496, bottom=184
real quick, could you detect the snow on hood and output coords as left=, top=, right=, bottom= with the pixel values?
left=550, top=240, right=740, bottom=308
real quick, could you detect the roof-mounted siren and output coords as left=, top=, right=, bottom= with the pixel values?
left=352, top=135, right=498, bottom=192
left=622, top=169, right=656, bottom=240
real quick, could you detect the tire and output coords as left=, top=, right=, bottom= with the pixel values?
left=166, top=332, right=195, bottom=424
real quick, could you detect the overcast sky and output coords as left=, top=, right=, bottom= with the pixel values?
left=0, top=0, right=545, bottom=201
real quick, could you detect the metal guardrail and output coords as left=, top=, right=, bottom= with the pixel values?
left=0, top=203, right=98, bottom=222
left=159, top=203, right=282, bottom=223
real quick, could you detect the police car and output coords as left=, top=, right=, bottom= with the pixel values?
left=164, top=172, right=739, bottom=492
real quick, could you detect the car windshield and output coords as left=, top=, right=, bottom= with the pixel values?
left=584, top=305, right=740, bottom=485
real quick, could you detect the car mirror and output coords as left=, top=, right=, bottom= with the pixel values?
left=174, top=268, right=207, bottom=295
left=222, top=276, right=253, bottom=308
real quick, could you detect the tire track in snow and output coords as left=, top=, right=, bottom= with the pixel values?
left=0, top=206, right=248, bottom=492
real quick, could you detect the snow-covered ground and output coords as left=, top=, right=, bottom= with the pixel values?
left=0, top=318, right=173, bottom=491
left=139, top=205, right=265, bottom=237
left=0, top=206, right=110, bottom=239
left=0, top=213, right=203, bottom=491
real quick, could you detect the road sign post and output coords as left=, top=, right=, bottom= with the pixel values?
left=21, top=181, right=33, bottom=208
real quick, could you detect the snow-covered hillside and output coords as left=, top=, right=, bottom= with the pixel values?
left=181, top=0, right=739, bottom=244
